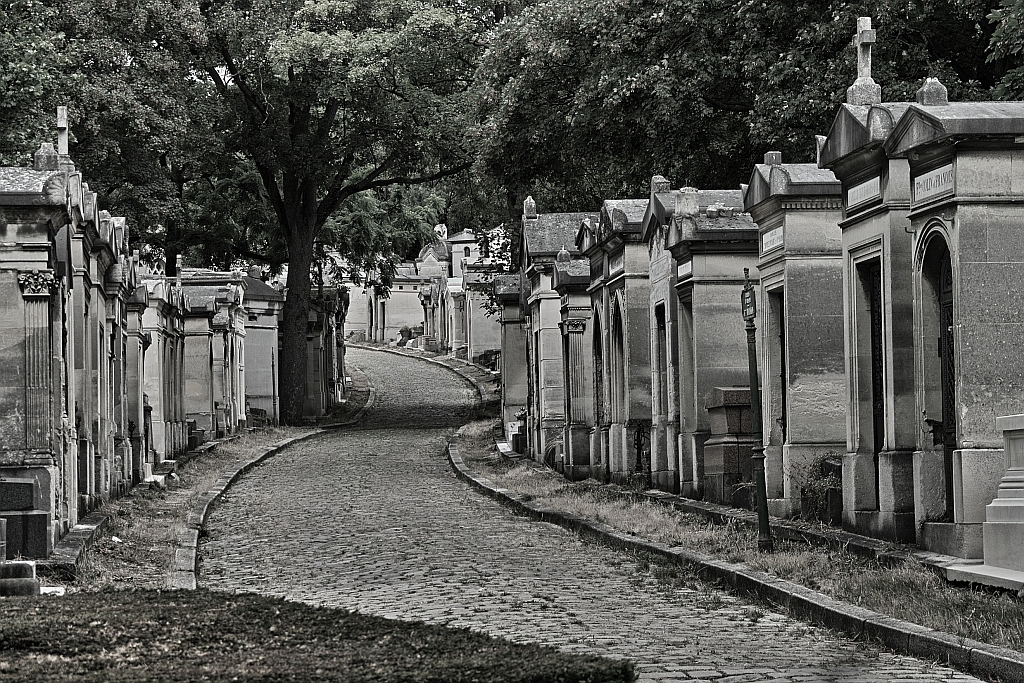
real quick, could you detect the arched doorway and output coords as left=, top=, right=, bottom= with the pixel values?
left=921, top=234, right=955, bottom=520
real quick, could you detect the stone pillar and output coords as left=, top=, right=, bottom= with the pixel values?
left=702, top=386, right=755, bottom=508
left=19, top=271, right=55, bottom=449
left=562, top=318, right=591, bottom=479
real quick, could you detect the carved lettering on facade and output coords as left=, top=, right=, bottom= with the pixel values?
left=677, top=260, right=692, bottom=279
left=847, top=176, right=881, bottom=210
left=761, top=227, right=784, bottom=253
left=914, top=163, right=955, bottom=204
left=18, top=270, right=55, bottom=296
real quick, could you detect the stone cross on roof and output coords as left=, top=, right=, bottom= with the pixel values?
left=57, top=106, right=68, bottom=155
left=847, top=17, right=881, bottom=106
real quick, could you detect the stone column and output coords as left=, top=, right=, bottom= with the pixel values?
left=19, top=271, right=55, bottom=451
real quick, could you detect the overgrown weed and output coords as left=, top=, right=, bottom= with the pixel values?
left=456, top=418, right=1024, bottom=652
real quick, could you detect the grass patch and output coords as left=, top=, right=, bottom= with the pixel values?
left=458, top=418, right=1024, bottom=652
left=66, top=427, right=311, bottom=592
left=0, top=590, right=634, bottom=682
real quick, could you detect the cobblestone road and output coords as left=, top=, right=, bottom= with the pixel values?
left=201, top=348, right=981, bottom=682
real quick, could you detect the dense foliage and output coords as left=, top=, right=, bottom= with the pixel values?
left=474, top=0, right=1011, bottom=215
left=2, top=0, right=1022, bottom=418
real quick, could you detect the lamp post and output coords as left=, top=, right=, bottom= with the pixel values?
left=741, top=268, right=773, bottom=552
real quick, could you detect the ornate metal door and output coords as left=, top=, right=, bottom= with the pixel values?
left=867, top=264, right=885, bottom=483
left=939, top=254, right=956, bottom=520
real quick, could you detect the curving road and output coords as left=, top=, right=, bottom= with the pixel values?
left=201, top=347, right=981, bottom=682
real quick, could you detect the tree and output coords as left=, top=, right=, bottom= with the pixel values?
left=474, top=0, right=1006, bottom=219
left=187, top=0, right=482, bottom=423
left=0, top=0, right=70, bottom=164
left=988, top=0, right=1024, bottom=97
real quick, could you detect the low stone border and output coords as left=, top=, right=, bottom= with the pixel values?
left=36, top=434, right=246, bottom=581
left=170, top=430, right=325, bottom=590
left=446, top=435, right=1024, bottom=683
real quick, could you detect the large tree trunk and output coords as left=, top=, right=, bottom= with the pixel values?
left=279, top=228, right=315, bottom=425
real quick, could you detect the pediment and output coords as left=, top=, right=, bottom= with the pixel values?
left=818, top=105, right=871, bottom=168
left=884, top=108, right=947, bottom=157
left=742, top=166, right=771, bottom=211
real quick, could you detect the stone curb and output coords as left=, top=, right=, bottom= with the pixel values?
left=322, top=364, right=377, bottom=430
left=170, top=430, right=325, bottom=590
left=36, top=434, right=245, bottom=581
left=445, top=435, right=1024, bottom=683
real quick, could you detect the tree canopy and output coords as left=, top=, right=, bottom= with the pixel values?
left=474, top=0, right=1010, bottom=213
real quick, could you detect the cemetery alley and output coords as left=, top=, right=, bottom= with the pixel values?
left=200, top=347, right=984, bottom=683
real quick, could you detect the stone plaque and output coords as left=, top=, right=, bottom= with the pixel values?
left=761, top=227, right=784, bottom=253
left=914, top=163, right=955, bottom=204
left=609, top=252, right=624, bottom=275
left=847, top=176, right=881, bottom=210
left=676, top=260, right=692, bottom=279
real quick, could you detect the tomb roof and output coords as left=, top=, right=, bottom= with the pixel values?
left=0, top=167, right=62, bottom=194
left=418, top=239, right=450, bottom=262
left=695, top=212, right=757, bottom=232
left=744, top=160, right=840, bottom=211
left=884, top=101, right=1024, bottom=156
left=242, top=275, right=284, bottom=302
left=522, top=212, right=595, bottom=258
left=0, top=167, right=66, bottom=204
left=818, top=102, right=912, bottom=170
left=447, top=230, right=476, bottom=243
left=553, top=256, right=590, bottom=290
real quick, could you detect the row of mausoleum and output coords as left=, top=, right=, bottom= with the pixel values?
left=363, top=227, right=501, bottom=366
left=499, top=17, right=1024, bottom=586
left=0, top=113, right=348, bottom=560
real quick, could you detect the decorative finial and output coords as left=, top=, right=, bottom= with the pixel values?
left=764, top=151, right=782, bottom=165
left=847, top=17, right=881, bottom=105
left=651, top=175, right=671, bottom=194
left=916, top=77, right=948, bottom=106
left=523, top=196, right=537, bottom=219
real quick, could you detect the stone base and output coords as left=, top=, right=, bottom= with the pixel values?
left=650, top=469, right=677, bottom=494
left=1, top=511, right=50, bottom=559
left=919, top=521, right=983, bottom=559
left=846, top=509, right=916, bottom=544
left=768, top=498, right=800, bottom=519
left=944, top=562, right=1024, bottom=591
left=983, top=521, right=1024, bottom=572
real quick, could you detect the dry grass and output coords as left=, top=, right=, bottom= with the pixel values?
left=458, top=418, right=1024, bottom=652
left=65, top=427, right=312, bottom=593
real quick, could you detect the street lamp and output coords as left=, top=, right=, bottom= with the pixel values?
left=741, top=268, right=774, bottom=552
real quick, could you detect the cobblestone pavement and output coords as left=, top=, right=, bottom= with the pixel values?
left=202, top=348, right=982, bottom=682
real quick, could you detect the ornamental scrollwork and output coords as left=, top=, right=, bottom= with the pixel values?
left=565, top=318, right=587, bottom=333
left=18, top=270, right=56, bottom=296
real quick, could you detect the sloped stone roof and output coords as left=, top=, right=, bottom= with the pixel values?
left=243, top=276, right=284, bottom=301
left=524, top=212, right=596, bottom=256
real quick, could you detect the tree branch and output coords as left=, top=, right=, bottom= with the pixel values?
left=701, top=93, right=754, bottom=112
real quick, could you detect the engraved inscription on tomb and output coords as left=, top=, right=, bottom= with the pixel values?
left=913, top=163, right=954, bottom=204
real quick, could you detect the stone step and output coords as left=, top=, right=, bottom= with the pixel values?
left=0, top=577, right=41, bottom=597
left=153, top=460, right=177, bottom=476
left=0, top=561, right=35, bottom=580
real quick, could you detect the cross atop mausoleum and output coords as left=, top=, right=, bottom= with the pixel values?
left=847, top=17, right=881, bottom=106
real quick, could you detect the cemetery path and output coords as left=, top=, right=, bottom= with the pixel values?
left=201, top=347, right=982, bottom=683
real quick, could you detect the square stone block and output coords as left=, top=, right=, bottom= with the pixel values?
left=983, top=522, right=1024, bottom=572
left=0, top=478, right=36, bottom=511
left=2, top=511, right=49, bottom=559
left=953, top=448, right=1004, bottom=524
